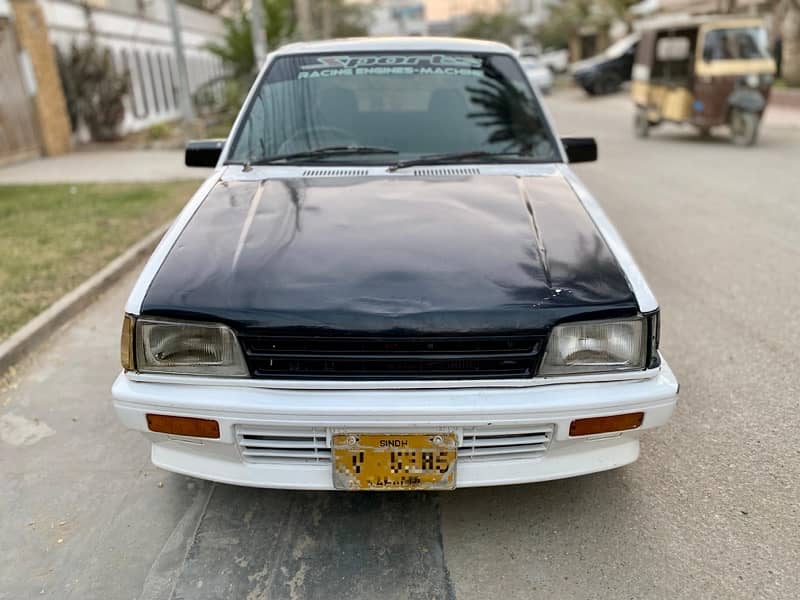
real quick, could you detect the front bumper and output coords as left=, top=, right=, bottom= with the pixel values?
left=112, top=358, right=678, bottom=490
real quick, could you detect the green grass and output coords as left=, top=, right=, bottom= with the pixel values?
left=0, top=181, right=201, bottom=342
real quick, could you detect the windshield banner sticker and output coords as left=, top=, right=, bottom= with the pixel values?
left=297, top=54, right=483, bottom=79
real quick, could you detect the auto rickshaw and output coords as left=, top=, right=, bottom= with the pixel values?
left=631, top=17, right=776, bottom=146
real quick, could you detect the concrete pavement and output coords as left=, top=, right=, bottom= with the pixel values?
left=2, top=89, right=799, bottom=599
left=0, top=149, right=212, bottom=184
left=0, top=267, right=203, bottom=599
left=446, top=89, right=800, bottom=600
left=764, top=103, right=800, bottom=128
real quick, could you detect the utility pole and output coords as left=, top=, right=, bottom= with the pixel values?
left=321, top=0, right=333, bottom=38
left=166, top=0, right=195, bottom=121
left=250, top=0, right=268, bottom=71
left=295, top=0, right=313, bottom=40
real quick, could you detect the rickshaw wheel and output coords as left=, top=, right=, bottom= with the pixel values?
left=634, top=108, right=650, bottom=138
left=730, top=109, right=760, bottom=147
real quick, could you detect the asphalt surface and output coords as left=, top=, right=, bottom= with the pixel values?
left=2, top=89, right=799, bottom=600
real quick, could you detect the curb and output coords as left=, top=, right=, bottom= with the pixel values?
left=0, top=224, right=168, bottom=377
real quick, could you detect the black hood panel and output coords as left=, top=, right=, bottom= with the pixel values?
left=141, top=175, right=637, bottom=334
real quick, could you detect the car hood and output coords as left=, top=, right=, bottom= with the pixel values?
left=141, top=173, right=637, bottom=334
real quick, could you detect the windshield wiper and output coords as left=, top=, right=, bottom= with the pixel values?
left=386, top=151, right=533, bottom=172
left=242, top=145, right=399, bottom=169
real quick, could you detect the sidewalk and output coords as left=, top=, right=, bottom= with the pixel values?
left=0, top=266, right=202, bottom=599
left=0, top=149, right=212, bottom=184
left=764, top=103, right=800, bottom=129
left=771, top=86, right=800, bottom=110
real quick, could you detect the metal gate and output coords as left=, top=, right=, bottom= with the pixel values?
left=0, top=17, right=39, bottom=164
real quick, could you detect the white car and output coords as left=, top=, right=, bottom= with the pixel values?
left=540, top=47, right=570, bottom=73
left=520, top=56, right=554, bottom=94
left=113, top=37, right=678, bottom=491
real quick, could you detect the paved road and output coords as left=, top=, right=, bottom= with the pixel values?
left=2, top=89, right=799, bottom=600
left=0, top=149, right=212, bottom=184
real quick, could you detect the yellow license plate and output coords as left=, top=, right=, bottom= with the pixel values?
left=332, top=433, right=457, bottom=491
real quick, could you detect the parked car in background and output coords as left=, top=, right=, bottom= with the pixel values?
left=539, top=47, right=570, bottom=73
left=572, top=33, right=640, bottom=95
left=520, top=56, right=554, bottom=94
left=113, top=37, right=678, bottom=492
left=521, top=46, right=570, bottom=74
left=632, top=17, right=775, bottom=146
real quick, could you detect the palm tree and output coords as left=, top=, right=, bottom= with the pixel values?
left=537, top=0, right=635, bottom=60
left=206, top=0, right=295, bottom=78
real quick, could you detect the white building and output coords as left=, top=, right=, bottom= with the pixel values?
left=41, top=0, right=227, bottom=134
left=368, top=0, right=427, bottom=36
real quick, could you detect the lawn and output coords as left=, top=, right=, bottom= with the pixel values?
left=0, top=181, right=201, bottom=343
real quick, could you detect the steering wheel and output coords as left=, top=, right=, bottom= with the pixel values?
left=278, top=126, right=359, bottom=155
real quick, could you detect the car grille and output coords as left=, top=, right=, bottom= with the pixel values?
left=238, top=334, right=544, bottom=380
left=236, top=425, right=554, bottom=464
left=459, top=425, right=553, bottom=462
left=237, top=427, right=330, bottom=463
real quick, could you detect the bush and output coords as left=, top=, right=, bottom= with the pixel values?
left=146, top=122, right=174, bottom=141
left=59, top=42, right=129, bottom=142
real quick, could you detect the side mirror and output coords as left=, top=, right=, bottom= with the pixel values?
left=562, top=137, right=598, bottom=163
left=185, top=139, right=225, bottom=167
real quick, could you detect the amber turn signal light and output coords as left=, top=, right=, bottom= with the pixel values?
left=120, top=314, right=135, bottom=371
left=146, top=414, right=220, bottom=439
left=569, top=412, right=644, bottom=436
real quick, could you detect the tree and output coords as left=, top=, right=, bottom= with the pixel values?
left=310, top=0, right=369, bottom=38
left=457, top=12, right=528, bottom=45
left=534, top=0, right=594, bottom=52
left=536, top=17, right=570, bottom=50
left=533, top=0, right=637, bottom=55
left=206, top=0, right=295, bottom=78
left=207, top=15, right=256, bottom=78
left=604, top=0, right=639, bottom=27
left=207, top=0, right=368, bottom=78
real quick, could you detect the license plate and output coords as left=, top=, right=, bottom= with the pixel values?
left=332, top=433, right=457, bottom=491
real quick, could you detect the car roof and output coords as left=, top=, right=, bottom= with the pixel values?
left=636, top=15, right=764, bottom=32
left=273, top=37, right=515, bottom=57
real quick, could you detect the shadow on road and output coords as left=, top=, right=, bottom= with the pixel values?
left=146, top=467, right=635, bottom=600
left=149, top=478, right=457, bottom=600
left=634, top=125, right=796, bottom=149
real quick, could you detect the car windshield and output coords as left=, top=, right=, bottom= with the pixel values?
left=703, top=27, right=769, bottom=60
left=227, top=51, right=561, bottom=165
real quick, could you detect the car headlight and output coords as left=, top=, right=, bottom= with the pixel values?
left=539, top=318, right=646, bottom=376
left=132, top=316, right=248, bottom=377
